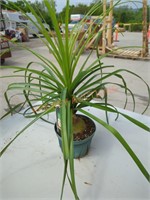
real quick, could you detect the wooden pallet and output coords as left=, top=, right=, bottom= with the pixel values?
left=98, top=47, right=150, bottom=60
left=110, top=48, right=141, bottom=57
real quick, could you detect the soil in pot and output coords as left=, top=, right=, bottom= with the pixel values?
left=55, top=114, right=96, bottom=158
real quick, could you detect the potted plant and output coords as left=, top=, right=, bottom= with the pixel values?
left=0, top=0, right=150, bottom=199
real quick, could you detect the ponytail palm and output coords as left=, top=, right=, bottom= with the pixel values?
left=0, top=0, right=150, bottom=199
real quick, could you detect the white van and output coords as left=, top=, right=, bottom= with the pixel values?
left=26, top=13, right=49, bottom=37
left=68, top=14, right=84, bottom=31
left=2, top=10, right=49, bottom=37
left=67, top=14, right=90, bottom=31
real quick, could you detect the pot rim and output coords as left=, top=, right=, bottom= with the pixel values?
left=54, top=114, right=96, bottom=144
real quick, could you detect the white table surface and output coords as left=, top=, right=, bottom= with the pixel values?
left=0, top=107, right=150, bottom=200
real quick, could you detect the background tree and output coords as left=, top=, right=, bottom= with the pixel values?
left=70, top=4, right=89, bottom=14
left=1, top=0, right=7, bottom=9
left=0, top=0, right=54, bottom=28
left=1, top=0, right=149, bottom=31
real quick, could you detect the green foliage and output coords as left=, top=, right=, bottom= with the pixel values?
left=0, top=0, right=7, bottom=9
left=1, top=0, right=26, bottom=11
left=71, top=3, right=90, bottom=15
left=2, top=0, right=149, bottom=30
left=0, top=0, right=150, bottom=199
left=113, top=4, right=149, bottom=31
left=58, top=1, right=150, bottom=31
left=59, top=1, right=103, bottom=22
left=114, top=5, right=142, bottom=24
left=1, top=0, right=53, bottom=28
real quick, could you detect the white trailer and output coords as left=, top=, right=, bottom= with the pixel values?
left=68, top=14, right=91, bottom=31
left=70, top=14, right=85, bottom=21
left=67, top=14, right=84, bottom=31
left=1, top=10, right=49, bottom=37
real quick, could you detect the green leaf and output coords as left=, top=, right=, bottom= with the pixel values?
left=0, top=105, right=55, bottom=157
left=79, top=108, right=150, bottom=182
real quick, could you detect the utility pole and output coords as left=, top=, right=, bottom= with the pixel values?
left=142, top=0, right=148, bottom=57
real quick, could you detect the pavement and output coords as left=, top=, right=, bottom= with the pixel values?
left=0, top=32, right=150, bottom=117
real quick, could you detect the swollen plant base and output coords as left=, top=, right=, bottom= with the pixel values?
left=55, top=114, right=96, bottom=158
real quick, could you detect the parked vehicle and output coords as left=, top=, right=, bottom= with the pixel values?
left=1, top=10, right=49, bottom=37
left=64, top=14, right=90, bottom=32
left=26, top=13, right=49, bottom=37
